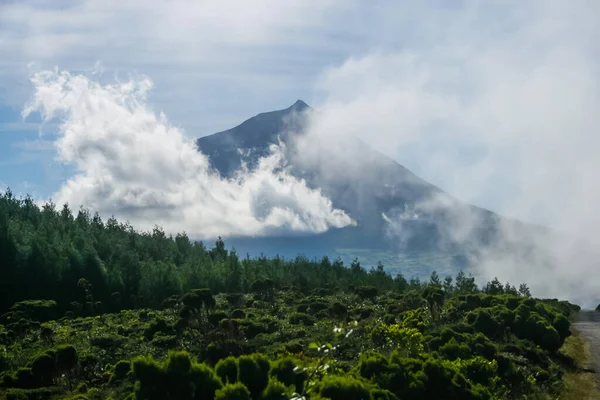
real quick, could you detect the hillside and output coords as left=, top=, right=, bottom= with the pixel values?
left=196, top=101, right=533, bottom=271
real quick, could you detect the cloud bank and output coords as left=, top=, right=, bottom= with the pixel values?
left=293, top=2, right=600, bottom=305
left=22, top=69, right=354, bottom=238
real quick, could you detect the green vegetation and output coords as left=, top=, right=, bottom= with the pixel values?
left=0, top=191, right=585, bottom=399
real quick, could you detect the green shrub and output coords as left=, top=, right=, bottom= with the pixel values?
left=216, top=357, right=238, bottom=384
left=226, top=294, right=244, bottom=308
left=209, top=311, right=229, bottom=326
left=357, top=308, right=374, bottom=320
left=132, top=351, right=222, bottom=400
left=330, top=303, right=348, bottom=319
left=30, top=352, right=55, bottom=386
left=215, top=382, right=251, bottom=400
left=270, top=357, right=305, bottom=393
left=55, top=344, right=78, bottom=373
left=552, top=314, right=571, bottom=343
left=10, top=368, right=36, bottom=389
left=296, top=304, right=309, bottom=313
left=354, top=286, right=378, bottom=300
left=319, top=375, right=371, bottom=400
left=240, top=320, right=267, bottom=339
left=262, top=378, right=289, bottom=400
left=283, top=340, right=304, bottom=354
left=151, top=334, right=178, bottom=348
left=143, top=319, right=173, bottom=340
left=109, top=360, right=131, bottom=384
left=8, top=300, right=57, bottom=322
left=309, top=301, right=329, bottom=312
left=238, top=354, right=270, bottom=399
left=438, top=338, right=470, bottom=361
left=358, top=352, right=390, bottom=380
left=289, top=313, right=316, bottom=326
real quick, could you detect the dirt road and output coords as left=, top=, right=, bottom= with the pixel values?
left=573, top=311, right=600, bottom=386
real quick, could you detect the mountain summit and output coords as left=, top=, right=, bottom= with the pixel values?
left=197, top=100, right=311, bottom=177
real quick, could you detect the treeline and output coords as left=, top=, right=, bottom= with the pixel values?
left=0, top=189, right=529, bottom=315
left=0, top=189, right=401, bottom=313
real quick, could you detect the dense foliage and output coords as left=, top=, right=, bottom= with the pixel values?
left=0, top=191, right=582, bottom=399
left=0, top=190, right=405, bottom=313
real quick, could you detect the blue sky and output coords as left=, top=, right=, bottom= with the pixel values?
left=1, top=0, right=599, bottom=233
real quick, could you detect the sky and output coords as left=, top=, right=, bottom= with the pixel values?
left=0, top=0, right=599, bottom=234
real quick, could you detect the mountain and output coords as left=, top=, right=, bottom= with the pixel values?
left=196, top=101, right=534, bottom=274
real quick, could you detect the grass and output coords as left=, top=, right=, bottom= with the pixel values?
left=558, top=330, right=599, bottom=400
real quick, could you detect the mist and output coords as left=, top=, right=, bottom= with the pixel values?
left=289, top=4, right=600, bottom=306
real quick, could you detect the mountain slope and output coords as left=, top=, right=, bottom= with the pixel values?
left=196, top=101, right=523, bottom=268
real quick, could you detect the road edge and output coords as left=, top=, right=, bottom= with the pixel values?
left=559, top=321, right=599, bottom=399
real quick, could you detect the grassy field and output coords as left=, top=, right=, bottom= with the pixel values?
left=559, top=331, right=598, bottom=400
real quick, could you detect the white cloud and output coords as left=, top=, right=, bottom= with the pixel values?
left=22, top=69, right=354, bottom=238
left=0, top=0, right=349, bottom=128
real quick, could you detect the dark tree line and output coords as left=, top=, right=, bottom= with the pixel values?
left=0, top=189, right=533, bottom=317
left=0, top=190, right=413, bottom=314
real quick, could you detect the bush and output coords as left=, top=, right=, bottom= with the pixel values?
left=152, top=335, right=178, bottom=348
left=55, top=345, right=78, bottom=373
left=309, top=301, right=329, bottom=312
left=240, top=320, right=267, bottom=339
left=319, top=375, right=371, bottom=400
left=90, top=335, right=123, bottom=349
left=132, top=351, right=222, bottom=400
left=209, top=311, right=229, bottom=326
left=143, top=319, right=173, bottom=340
left=9, top=300, right=57, bottom=322
left=270, top=357, right=305, bottom=393
left=238, top=354, right=270, bottom=399
left=109, top=360, right=131, bottom=384
left=438, top=338, right=471, bottom=361
left=330, top=303, right=348, bottom=319
left=296, top=304, right=309, bottom=313
left=231, top=309, right=246, bottom=319
left=215, top=382, right=251, bottom=400
left=289, top=313, right=316, bottom=326
left=226, top=294, right=244, bottom=308
left=354, top=286, right=378, bottom=300
left=283, top=340, right=304, bottom=354
left=215, top=357, right=238, bottom=384
left=357, top=308, right=374, bottom=320
left=30, top=352, right=55, bottom=386
left=262, top=379, right=289, bottom=400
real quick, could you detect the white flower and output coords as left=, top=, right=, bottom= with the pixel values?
left=333, top=327, right=342, bottom=333
left=345, top=329, right=354, bottom=338
left=293, top=366, right=300, bottom=372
